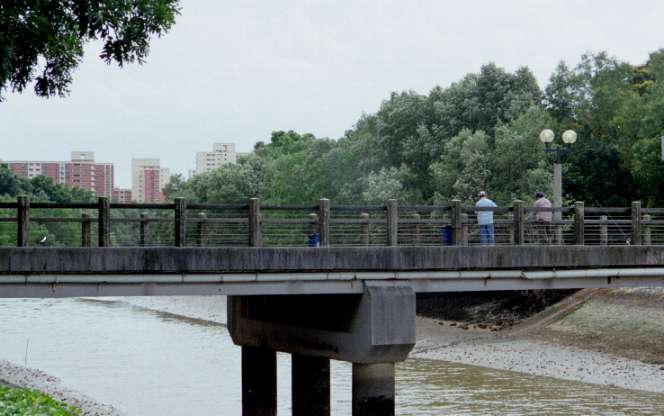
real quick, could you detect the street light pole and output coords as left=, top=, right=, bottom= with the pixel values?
left=540, top=129, right=577, bottom=244
left=553, top=162, right=562, bottom=215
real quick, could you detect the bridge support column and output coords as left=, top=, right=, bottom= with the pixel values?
left=353, top=363, right=395, bottom=416
left=228, top=284, right=414, bottom=416
left=292, top=354, right=330, bottom=416
left=242, top=346, right=276, bottom=416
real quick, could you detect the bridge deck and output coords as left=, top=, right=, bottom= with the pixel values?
left=1, top=246, right=664, bottom=297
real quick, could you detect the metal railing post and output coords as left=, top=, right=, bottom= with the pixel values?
left=451, top=200, right=462, bottom=246
left=197, top=212, right=207, bottom=247
left=600, top=215, right=608, bottom=246
left=249, top=198, right=262, bottom=247
left=574, top=201, right=585, bottom=245
left=98, top=197, right=110, bottom=247
left=386, top=199, right=398, bottom=246
left=17, top=195, right=29, bottom=247
left=319, top=198, right=330, bottom=247
left=81, top=213, right=91, bottom=247
left=174, top=197, right=187, bottom=247
left=631, top=201, right=642, bottom=245
left=360, top=213, right=370, bottom=246
left=513, top=200, right=524, bottom=245
left=643, top=214, right=652, bottom=245
left=139, top=212, right=148, bottom=246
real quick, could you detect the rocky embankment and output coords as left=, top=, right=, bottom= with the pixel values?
left=0, top=360, right=123, bottom=416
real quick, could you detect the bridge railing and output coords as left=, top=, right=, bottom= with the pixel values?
left=0, top=196, right=652, bottom=248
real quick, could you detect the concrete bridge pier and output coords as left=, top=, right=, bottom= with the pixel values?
left=227, top=283, right=415, bottom=416
left=242, top=346, right=277, bottom=416
left=292, top=354, right=330, bottom=416
left=353, top=363, right=395, bottom=416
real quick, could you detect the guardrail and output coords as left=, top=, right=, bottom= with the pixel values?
left=0, top=197, right=654, bottom=248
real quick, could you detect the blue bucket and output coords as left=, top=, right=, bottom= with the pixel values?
left=308, top=233, right=321, bottom=247
left=440, top=226, right=453, bottom=245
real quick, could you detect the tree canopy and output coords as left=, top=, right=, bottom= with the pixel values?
left=167, top=49, right=664, bottom=208
left=0, top=0, right=180, bottom=100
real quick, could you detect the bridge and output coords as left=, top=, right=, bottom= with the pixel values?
left=2, top=196, right=664, bottom=415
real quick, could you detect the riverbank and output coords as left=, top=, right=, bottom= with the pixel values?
left=0, top=359, right=122, bottom=416
left=118, top=291, right=664, bottom=394
left=414, top=288, right=664, bottom=393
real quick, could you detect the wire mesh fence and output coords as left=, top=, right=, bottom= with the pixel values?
left=523, top=207, right=575, bottom=245
left=261, top=205, right=317, bottom=247
left=583, top=207, right=632, bottom=246
left=3, top=197, right=662, bottom=248
left=0, top=203, right=17, bottom=247
left=185, top=205, right=249, bottom=247
left=109, top=207, right=174, bottom=247
left=642, top=208, right=664, bottom=245
left=330, top=205, right=388, bottom=247
left=397, top=205, right=451, bottom=246
left=462, top=207, right=515, bottom=246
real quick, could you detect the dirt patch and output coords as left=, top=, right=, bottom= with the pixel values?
left=523, top=288, right=664, bottom=364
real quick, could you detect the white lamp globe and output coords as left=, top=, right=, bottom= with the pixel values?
left=539, top=129, right=555, bottom=143
left=562, top=130, right=577, bottom=144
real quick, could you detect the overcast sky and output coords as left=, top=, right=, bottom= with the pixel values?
left=1, top=0, right=664, bottom=187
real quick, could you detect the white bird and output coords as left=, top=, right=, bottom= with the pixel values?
left=39, top=235, right=47, bottom=244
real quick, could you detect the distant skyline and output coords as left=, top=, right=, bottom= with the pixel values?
left=2, top=0, right=664, bottom=188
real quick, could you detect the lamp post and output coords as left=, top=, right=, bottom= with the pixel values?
left=540, top=129, right=577, bottom=243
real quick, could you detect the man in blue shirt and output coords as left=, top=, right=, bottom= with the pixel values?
left=475, top=191, right=497, bottom=245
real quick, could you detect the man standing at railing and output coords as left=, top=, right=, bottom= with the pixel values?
left=532, top=191, right=553, bottom=244
left=475, top=191, right=497, bottom=245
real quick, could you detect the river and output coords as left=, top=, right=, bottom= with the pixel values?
left=1, top=297, right=663, bottom=415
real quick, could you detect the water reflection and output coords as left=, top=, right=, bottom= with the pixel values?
left=0, top=298, right=662, bottom=415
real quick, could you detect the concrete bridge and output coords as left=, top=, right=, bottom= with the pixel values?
left=2, top=197, right=664, bottom=415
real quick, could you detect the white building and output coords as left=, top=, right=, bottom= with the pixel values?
left=194, top=143, right=236, bottom=176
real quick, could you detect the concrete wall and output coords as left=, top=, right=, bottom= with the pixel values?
left=2, top=246, right=664, bottom=274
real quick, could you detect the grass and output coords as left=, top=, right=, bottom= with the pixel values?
left=0, top=385, right=80, bottom=416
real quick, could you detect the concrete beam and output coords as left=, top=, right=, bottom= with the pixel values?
left=3, top=246, right=664, bottom=275
left=2, top=273, right=664, bottom=298
left=227, top=284, right=416, bottom=363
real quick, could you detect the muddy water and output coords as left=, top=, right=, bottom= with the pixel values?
left=1, top=298, right=664, bottom=415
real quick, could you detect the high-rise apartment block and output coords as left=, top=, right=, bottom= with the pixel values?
left=131, top=158, right=170, bottom=203
left=6, top=152, right=114, bottom=197
left=112, top=188, right=132, bottom=203
left=194, top=143, right=236, bottom=176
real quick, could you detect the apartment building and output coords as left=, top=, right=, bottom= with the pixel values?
left=112, top=188, right=132, bottom=203
left=131, top=158, right=170, bottom=203
left=193, top=142, right=236, bottom=176
left=7, top=152, right=114, bottom=197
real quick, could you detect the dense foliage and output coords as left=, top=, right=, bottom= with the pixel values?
left=0, top=0, right=180, bottom=100
left=0, top=385, right=80, bottom=415
left=167, top=49, right=664, bottom=207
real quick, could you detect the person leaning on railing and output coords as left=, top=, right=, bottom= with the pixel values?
left=475, top=191, right=497, bottom=245
left=532, top=191, right=553, bottom=244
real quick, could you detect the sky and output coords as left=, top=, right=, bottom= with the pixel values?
left=1, top=0, right=664, bottom=188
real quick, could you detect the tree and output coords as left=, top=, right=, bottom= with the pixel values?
left=0, top=0, right=180, bottom=100
left=430, top=129, right=492, bottom=203
left=491, top=107, right=554, bottom=203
